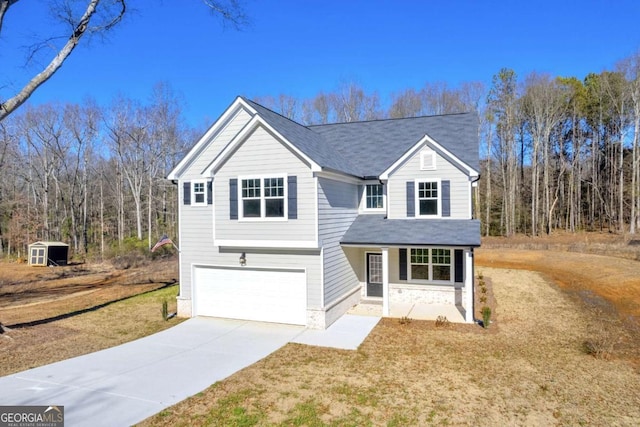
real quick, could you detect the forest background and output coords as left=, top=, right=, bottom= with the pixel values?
left=2, top=58, right=640, bottom=260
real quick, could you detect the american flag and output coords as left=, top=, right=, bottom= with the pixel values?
left=151, top=235, right=174, bottom=252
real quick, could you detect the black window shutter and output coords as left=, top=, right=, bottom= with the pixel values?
left=183, top=182, right=191, bottom=205
left=406, top=182, right=415, bottom=217
left=229, top=179, right=238, bottom=219
left=288, top=175, right=297, bottom=219
left=454, top=249, right=463, bottom=283
left=442, top=180, right=451, bottom=217
left=399, top=248, right=407, bottom=280
left=207, top=180, right=213, bottom=205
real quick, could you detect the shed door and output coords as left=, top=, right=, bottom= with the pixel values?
left=193, top=266, right=307, bottom=325
left=30, top=248, right=45, bottom=266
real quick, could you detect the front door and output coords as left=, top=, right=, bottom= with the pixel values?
left=366, top=253, right=383, bottom=297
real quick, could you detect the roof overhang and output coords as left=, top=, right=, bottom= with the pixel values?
left=167, top=97, right=257, bottom=180
left=380, top=133, right=480, bottom=180
left=340, top=215, right=481, bottom=247
left=202, top=112, right=322, bottom=177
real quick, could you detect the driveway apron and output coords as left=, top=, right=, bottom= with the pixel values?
left=0, top=317, right=304, bottom=426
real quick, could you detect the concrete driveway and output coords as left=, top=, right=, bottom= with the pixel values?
left=0, top=315, right=379, bottom=426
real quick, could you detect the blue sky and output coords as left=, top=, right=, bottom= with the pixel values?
left=3, top=0, right=640, bottom=128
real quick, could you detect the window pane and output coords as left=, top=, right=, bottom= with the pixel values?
left=410, top=248, right=429, bottom=264
left=366, top=184, right=383, bottom=209
left=242, top=179, right=260, bottom=198
left=264, top=178, right=284, bottom=197
left=433, top=265, right=451, bottom=281
left=432, top=249, right=450, bottom=264
left=195, top=193, right=205, bottom=203
left=411, top=265, right=429, bottom=280
left=265, top=199, right=284, bottom=217
left=420, top=199, right=438, bottom=215
left=243, top=199, right=261, bottom=217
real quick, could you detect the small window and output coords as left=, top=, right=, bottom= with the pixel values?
left=420, top=150, right=436, bottom=170
left=193, top=182, right=205, bottom=205
left=240, top=176, right=286, bottom=219
left=365, top=184, right=384, bottom=209
left=417, top=180, right=439, bottom=216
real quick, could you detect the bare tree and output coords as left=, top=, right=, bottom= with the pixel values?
left=619, top=52, right=640, bottom=233
left=0, top=0, right=247, bottom=122
left=521, top=73, right=566, bottom=235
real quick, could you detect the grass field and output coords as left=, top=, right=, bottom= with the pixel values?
left=0, top=258, right=183, bottom=376
left=140, top=266, right=640, bottom=426
left=1, top=235, right=639, bottom=425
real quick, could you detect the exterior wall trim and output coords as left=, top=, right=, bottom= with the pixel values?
left=168, top=99, right=254, bottom=180
left=214, top=239, right=319, bottom=249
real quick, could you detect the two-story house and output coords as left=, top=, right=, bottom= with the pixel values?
left=167, top=96, right=481, bottom=329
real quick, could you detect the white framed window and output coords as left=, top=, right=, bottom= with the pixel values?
left=416, top=179, right=440, bottom=217
left=192, top=180, right=207, bottom=206
left=240, top=175, right=287, bottom=219
left=409, top=248, right=452, bottom=283
left=365, top=184, right=384, bottom=210
left=420, top=150, right=436, bottom=170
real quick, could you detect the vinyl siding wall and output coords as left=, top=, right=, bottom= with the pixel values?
left=177, top=184, right=216, bottom=300
left=317, top=178, right=360, bottom=306
left=388, top=146, right=471, bottom=219
left=214, top=126, right=316, bottom=243
left=177, top=108, right=253, bottom=299
left=182, top=108, right=252, bottom=180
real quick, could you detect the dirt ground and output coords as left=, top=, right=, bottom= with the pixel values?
left=0, top=258, right=182, bottom=376
left=0, top=258, right=178, bottom=326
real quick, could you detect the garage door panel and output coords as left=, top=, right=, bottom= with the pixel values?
left=194, top=266, right=306, bottom=325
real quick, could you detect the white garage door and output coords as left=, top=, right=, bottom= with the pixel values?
left=193, top=266, right=307, bottom=325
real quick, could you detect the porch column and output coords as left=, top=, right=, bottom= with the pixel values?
left=382, top=247, right=390, bottom=316
left=464, top=249, right=474, bottom=323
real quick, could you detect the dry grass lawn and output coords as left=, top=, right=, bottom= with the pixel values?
left=140, top=266, right=640, bottom=426
left=0, top=258, right=183, bottom=376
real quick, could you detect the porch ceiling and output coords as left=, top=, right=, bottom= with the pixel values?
left=340, top=215, right=481, bottom=247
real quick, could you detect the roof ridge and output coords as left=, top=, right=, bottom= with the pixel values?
left=240, top=96, right=312, bottom=130
left=308, top=111, right=476, bottom=128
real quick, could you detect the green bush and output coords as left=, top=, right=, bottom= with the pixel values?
left=161, top=299, right=169, bottom=321
left=481, top=306, right=492, bottom=329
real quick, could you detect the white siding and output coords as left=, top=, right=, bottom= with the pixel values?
left=177, top=190, right=216, bottom=300
left=317, top=177, right=360, bottom=306
left=388, top=146, right=471, bottom=219
left=183, top=108, right=252, bottom=180
left=214, top=126, right=316, bottom=243
left=177, top=108, right=253, bottom=300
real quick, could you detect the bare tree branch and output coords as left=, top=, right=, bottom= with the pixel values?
left=0, top=0, right=19, bottom=34
left=201, top=0, right=248, bottom=29
left=0, top=0, right=126, bottom=122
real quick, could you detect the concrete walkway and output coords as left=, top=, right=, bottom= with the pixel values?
left=0, top=315, right=379, bottom=426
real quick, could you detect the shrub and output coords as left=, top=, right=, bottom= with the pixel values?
left=435, top=315, right=450, bottom=328
left=399, top=316, right=412, bottom=325
left=481, top=306, right=492, bottom=329
left=161, top=299, right=169, bottom=321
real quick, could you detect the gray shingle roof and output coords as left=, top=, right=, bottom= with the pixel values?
left=242, top=98, right=359, bottom=174
left=242, top=97, right=479, bottom=178
left=310, top=113, right=479, bottom=177
left=341, top=215, right=481, bottom=247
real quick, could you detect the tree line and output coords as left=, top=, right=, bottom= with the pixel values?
left=2, top=52, right=640, bottom=260
left=0, top=83, right=194, bottom=259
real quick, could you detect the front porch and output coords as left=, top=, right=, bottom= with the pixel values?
left=348, top=300, right=466, bottom=323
